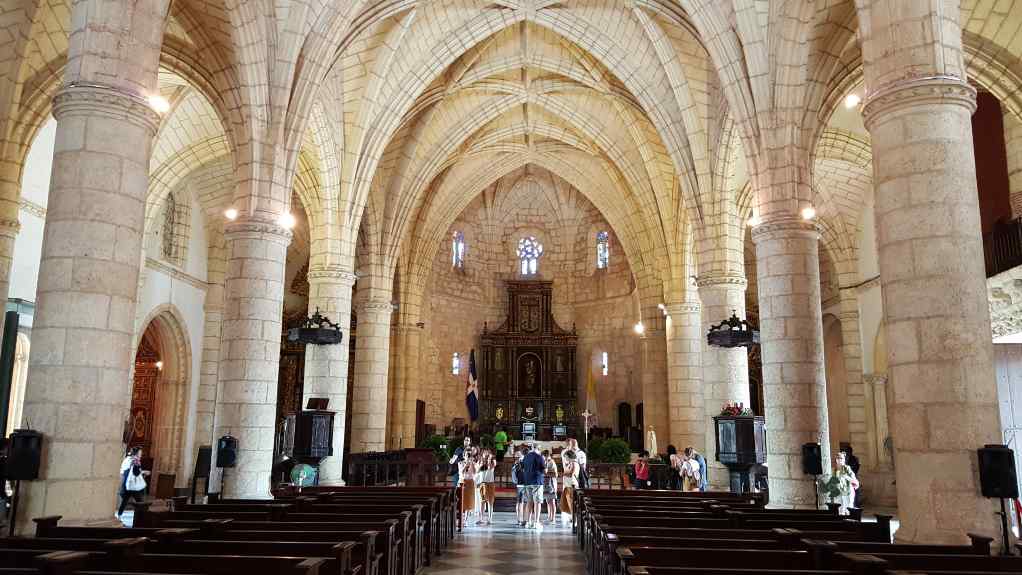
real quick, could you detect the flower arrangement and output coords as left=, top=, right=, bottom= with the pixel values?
left=818, top=473, right=852, bottom=502
left=719, top=401, right=754, bottom=417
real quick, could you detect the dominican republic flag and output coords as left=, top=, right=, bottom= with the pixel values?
left=466, top=348, right=479, bottom=422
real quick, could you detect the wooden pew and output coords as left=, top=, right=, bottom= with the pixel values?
left=165, top=498, right=433, bottom=568
left=0, top=537, right=360, bottom=575
left=24, top=520, right=382, bottom=575
left=830, top=550, right=1022, bottom=573
left=157, top=505, right=415, bottom=575
left=0, top=548, right=331, bottom=575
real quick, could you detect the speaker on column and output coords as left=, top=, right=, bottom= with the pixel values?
left=978, top=444, right=1019, bottom=499
left=801, top=442, right=823, bottom=475
left=7, top=429, right=42, bottom=480
left=216, top=435, right=237, bottom=468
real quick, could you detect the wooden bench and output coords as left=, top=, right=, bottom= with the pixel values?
left=152, top=509, right=411, bottom=575
left=0, top=548, right=331, bottom=575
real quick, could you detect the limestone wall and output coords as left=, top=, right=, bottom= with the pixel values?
left=419, top=169, right=641, bottom=432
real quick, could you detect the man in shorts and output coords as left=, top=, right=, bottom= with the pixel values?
left=521, top=442, right=546, bottom=529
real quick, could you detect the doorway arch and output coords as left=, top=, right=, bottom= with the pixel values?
left=130, top=306, right=192, bottom=489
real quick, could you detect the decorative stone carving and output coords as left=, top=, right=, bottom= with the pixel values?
left=750, top=217, right=820, bottom=243
left=987, top=265, right=1022, bottom=339
left=52, top=83, right=162, bottom=134
left=862, top=75, right=977, bottom=129
left=695, top=273, right=747, bottom=290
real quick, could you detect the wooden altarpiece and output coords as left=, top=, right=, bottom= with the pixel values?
left=479, top=281, right=578, bottom=439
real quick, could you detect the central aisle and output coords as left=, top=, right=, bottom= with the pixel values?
left=421, top=512, right=587, bottom=575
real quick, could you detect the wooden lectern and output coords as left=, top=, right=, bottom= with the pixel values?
left=713, top=415, right=766, bottom=494
left=279, top=398, right=335, bottom=485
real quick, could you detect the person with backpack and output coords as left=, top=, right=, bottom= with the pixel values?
left=511, top=448, right=527, bottom=526
left=117, top=446, right=149, bottom=521
left=684, top=446, right=708, bottom=491
left=566, top=438, right=589, bottom=488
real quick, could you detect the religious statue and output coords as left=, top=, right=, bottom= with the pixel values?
left=647, top=425, right=658, bottom=457
left=555, top=404, right=565, bottom=422
left=521, top=357, right=538, bottom=395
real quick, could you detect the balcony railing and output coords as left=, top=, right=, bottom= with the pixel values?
left=985, top=218, right=1022, bottom=277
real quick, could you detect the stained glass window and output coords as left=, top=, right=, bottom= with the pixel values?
left=452, top=352, right=460, bottom=375
left=601, top=351, right=609, bottom=376
left=596, top=231, right=609, bottom=269
left=452, top=231, right=465, bottom=269
left=517, top=236, right=544, bottom=275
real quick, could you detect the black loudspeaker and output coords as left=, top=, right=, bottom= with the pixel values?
left=801, top=442, right=823, bottom=475
left=7, top=429, right=42, bottom=480
left=216, top=435, right=237, bottom=468
left=978, top=444, right=1019, bottom=499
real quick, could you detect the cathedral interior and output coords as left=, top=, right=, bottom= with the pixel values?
left=0, top=0, right=1021, bottom=548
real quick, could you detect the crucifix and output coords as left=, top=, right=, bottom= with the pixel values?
left=581, top=409, right=594, bottom=449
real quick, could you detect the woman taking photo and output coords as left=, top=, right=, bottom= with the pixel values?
left=117, top=446, right=149, bottom=521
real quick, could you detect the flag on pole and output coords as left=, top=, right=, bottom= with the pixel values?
left=466, top=348, right=479, bottom=422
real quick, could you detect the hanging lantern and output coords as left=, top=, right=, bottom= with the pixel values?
left=287, top=308, right=344, bottom=345
left=707, top=310, right=760, bottom=348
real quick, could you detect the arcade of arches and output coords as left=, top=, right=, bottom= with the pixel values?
left=4, top=0, right=1022, bottom=546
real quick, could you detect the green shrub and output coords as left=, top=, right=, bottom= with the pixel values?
left=479, top=433, right=494, bottom=450
left=586, top=438, right=605, bottom=462
left=420, top=434, right=453, bottom=461
left=597, top=438, right=632, bottom=464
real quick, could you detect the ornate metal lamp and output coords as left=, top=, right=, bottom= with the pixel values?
left=707, top=310, right=760, bottom=348
left=287, top=307, right=344, bottom=345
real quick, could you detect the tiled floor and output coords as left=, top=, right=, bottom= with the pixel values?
left=422, top=512, right=587, bottom=575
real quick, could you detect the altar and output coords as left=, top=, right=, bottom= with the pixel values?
left=478, top=280, right=579, bottom=440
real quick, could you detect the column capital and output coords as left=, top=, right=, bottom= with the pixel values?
left=52, top=83, right=162, bottom=135
left=224, top=217, right=293, bottom=245
left=358, top=298, right=394, bottom=316
left=307, top=264, right=357, bottom=287
left=862, top=75, right=976, bottom=129
left=394, top=322, right=423, bottom=335
left=862, top=372, right=888, bottom=386
left=663, top=302, right=701, bottom=315
left=750, top=217, right=819, bottom=244
left=695, top=272, right=747, bottom=290
left=0, top=217, right=20, bottom=239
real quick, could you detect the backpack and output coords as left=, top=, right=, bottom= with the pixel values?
left=512, top=463, right=526, bottom=485
left=578, top=464, right=590, bottom=488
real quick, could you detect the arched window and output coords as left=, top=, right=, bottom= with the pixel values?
left=596, top=231, right=609, bottom=269
left=452, top=231, right=465, bottom=269
left=601, top=351, right=609, bottom=376
left=452, top=352, right=461, bottom=375
left=517, top=236, right=544, bottom=276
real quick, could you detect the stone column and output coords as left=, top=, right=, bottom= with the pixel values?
left=1003, top=109, right=1022, bottom=218
left=664, top=302, right=703, bottom=453
left=215, top=217, right=290, bottom=497
left=390, top=323, right=422, bottom=449
left=863, top=76, right=1001, bottom=542
left=350, top=297, right=394, bottom=452
left=17, top=84, right=160, bottom=525
left=698, top=274, right=751, bottom=490
left=303, top=265, right=356, bottom=484
left=640, top=326, right=669, bottom=454
left=0, top=160, right=21, bottom=324
left=836, top=289, right=869, bottom=468
left=752, top=218, right=830, bottom=508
